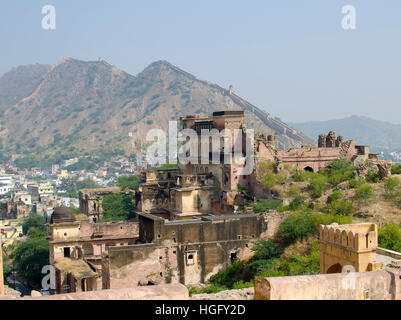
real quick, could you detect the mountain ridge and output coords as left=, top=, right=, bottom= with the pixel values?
left=0, top=58, right=312, bottom=163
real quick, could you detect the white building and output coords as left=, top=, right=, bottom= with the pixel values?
left=0, top=176, right=13, bottom=195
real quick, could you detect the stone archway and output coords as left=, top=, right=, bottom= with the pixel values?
left=304, top=166, right=314, bottom=172
left=326, top=263, right=342, bottom=274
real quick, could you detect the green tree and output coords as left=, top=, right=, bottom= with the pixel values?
left=117, top=175, right=142, bottom=190
left=22, top=214, right=46, bottom=234
left=59, top=177, right=101, bottom=198
left=11, top=229, right=49, bottom=288
left=101, top=194, right=135, bottom=222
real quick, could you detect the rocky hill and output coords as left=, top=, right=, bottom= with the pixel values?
left=0, top=58, right=312, bottom=162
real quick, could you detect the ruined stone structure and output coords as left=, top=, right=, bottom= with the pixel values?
left=274, top=130, right=392, bottom=176
left=276, top=131, right=370, bottom=173
left=47, top=206, right=139, bottom=293
left=0, top=198, right=31, bottom=220
left=136, top=114, right=388, bottom=220
left=137, top=111, right=254, bottom=217
left=319, top=223, right=383, bottom=274
left=102, top=212, right=267, bottom=288
left=353, top=156, right=392, bottom=179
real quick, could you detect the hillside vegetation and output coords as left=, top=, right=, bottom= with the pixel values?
left=189, top=160, right=401, bottom=295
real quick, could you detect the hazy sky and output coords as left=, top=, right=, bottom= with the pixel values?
left=0, top=0, right=400, bottom=123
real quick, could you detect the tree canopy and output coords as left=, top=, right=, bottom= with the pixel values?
left=22, top=214, right=46, bottom=234
left=11, top=228, right=49, bottom=288
left=101, top=193, right=135, bottom=222
left=116, top=175, right=142, bottom=190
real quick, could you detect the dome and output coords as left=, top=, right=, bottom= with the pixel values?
left=50, top=206, right=76, bottom=224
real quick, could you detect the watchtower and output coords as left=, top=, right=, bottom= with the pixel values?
left=319, top=223, right=381, bottom=273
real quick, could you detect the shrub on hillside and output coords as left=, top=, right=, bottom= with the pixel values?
left=378, top=223, right=401, bottom=252
left=325, top=200, right=354, bottom=216
left=328, top=190, right=342, bottom=203
left=279, top=211, right=351, bottom=244
left=262, top=173, right=277, bottom=189
left=251, top=199, right=283, bottom=213
left=288, top=185, right=300, bottom=197
left=293, top=170, right=314, bottom=182
left=391, top=165, right=401, bottom=175
left=208, top=260, right=253, bottom=289
left=256, top=241, right=320, bottom=278
left=288, top=195, right=305, bottom=211
left=354, top=184, right=373, bottom=201
left=307, top=176, right=328, bottom=198
left=323, top=160, right=355, bottom=186
left=349, top=178, right=364, bottom=189
left=384, top=177, right=400, bottom=199
left=366, top=170, right=381, bottom=183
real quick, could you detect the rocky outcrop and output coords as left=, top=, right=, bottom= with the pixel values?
left=354, top=159, right=392, bottom=179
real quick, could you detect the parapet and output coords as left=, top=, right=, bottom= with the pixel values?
left=255, top=268, right=400, bottom=300
left=319, top=223, right=378, bottom=251
left=2, top=283, right=189, bottom=300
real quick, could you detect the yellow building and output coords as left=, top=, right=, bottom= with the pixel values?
left=57, top=170, right=69, bottom=180
left=39, top=184, right=54, bottom=195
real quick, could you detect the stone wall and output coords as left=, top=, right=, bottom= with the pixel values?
left=319, top=223, right=378, bottom=273
left=1, top=283, right=189, bottom=300
left=254, top=268, right=400, bottom=300
left=104, top=213, right=268, bottom=287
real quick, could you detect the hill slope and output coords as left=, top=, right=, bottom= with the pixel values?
left=0, top=58, right=312, bottom=163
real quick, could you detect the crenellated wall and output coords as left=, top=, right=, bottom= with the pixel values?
left=319, top=223, right=379, bottom=273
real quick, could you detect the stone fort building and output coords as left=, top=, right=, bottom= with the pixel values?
left=47, top=110, right=393, bottom=296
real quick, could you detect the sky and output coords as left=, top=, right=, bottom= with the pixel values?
left=0, top=0, right=400, bottom=123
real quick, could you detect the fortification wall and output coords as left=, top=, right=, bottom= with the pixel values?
left=0, top=284, right=189, bottom=300
left=319, top=223, right=378, bottom=273
left=255, top=268, right=400, bottom=300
